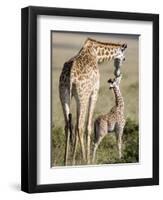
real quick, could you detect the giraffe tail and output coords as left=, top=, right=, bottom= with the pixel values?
left=68, top=113, right=74, bottom=145
left=94, top=120, right=98, bottom=143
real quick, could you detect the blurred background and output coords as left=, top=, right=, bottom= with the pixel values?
left=51, top=31, right=139, bottom=166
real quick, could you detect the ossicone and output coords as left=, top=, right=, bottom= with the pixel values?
left=121, top=43, right=127, bottom=51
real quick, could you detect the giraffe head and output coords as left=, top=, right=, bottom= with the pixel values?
left=108, top=75, right=122, bottom=89
left=114, top=44, right=127, bottom=65
left=113, top=43, right=127, bottom=77
left=83, top=38, right=127, bottom=77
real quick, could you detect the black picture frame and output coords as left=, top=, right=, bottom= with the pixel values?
left=21, top=6, right=159, bottom=193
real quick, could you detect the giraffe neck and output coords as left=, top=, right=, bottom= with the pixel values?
left=95, top=45, right=120, bottom=63
left=84, top=38, right=122, bottom=63
left=113, top=86, right=124, bottom=109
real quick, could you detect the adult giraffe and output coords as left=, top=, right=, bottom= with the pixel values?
left=59, top=38, right=127, bottom=165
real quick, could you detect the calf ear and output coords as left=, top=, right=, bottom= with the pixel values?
left=121, top=43, right=127, bottom=51
left=108, top=79, right=113, bottom=83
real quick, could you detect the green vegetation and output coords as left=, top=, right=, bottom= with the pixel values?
left=52, top=118, right=139, bottom=166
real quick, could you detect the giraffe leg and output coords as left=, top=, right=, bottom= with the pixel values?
left=64, top=123, right=70, bottom=165
left=78, top=127, right=86, bottom=164
left=72, top=126, right=78, bottom=165
left=115, top=127, right=123, bottom=159
left=86, top=89, right=99, bottom=164
left=73, top=102, right=87, bottom=164
left=92, top=136, right=103, bottom=164
left=117, top=136, right=122, bottom=159
left=72, top=106, right=80, bottom=165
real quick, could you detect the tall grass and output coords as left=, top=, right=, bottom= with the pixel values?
left=52, top=118, right=139, bottom=166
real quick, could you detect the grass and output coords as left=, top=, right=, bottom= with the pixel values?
left=51, top=32, right=139, bottom=166
left=51, top=118, right=139, bottom=166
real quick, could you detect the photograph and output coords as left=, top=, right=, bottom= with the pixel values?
left=51, top=31, right=139, bottom=167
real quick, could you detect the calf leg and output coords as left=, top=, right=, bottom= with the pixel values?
left=92, top=136, right=104, bottom=164
left=115, top=127, right=123, bottom=159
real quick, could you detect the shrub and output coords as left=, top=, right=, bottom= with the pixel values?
left=51, top=127, right=65, bottom=166
left=122, top=118, right=139, bottom=163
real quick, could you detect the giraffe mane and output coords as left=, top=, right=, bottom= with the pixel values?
left=86, top=37, right=123, bottom=47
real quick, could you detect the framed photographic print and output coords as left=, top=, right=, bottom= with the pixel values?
left=21, top=6, right=159, bottom=193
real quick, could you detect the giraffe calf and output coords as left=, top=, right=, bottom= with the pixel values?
left=92, top=75, right=125, bottom=163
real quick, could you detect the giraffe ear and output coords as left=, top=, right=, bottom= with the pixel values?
left=108, top=79, right=113, bottom=83
left=121, top=43, right=127, bottom=51
left=84, top=38, right=92, bottom=46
